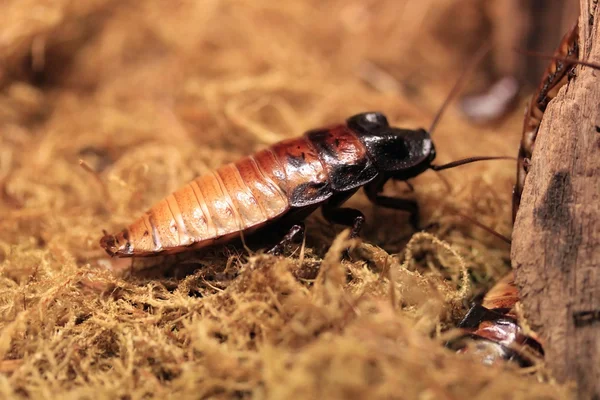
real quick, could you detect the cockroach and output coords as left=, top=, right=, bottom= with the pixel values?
left=100, top=112, right=509, bottom=258
left=447, top=273, right=544, bottom=367
left=512, top=22, right=579, bottom=221
left=99, top=47, right=510, bottom=258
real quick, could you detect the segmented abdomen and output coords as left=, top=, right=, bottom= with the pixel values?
left=114, top=152, right=293, bottom=256
left=100, top=124, right=375, bottom=257
left=104, top=132, right=338, bottom=256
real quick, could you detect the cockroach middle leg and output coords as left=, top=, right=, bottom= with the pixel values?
left=372, top=196, right=420, bottom=231
left=320, top=194, right=366, bottom=259
left=365, top=180, right=420, bottom=230
left=321, top=202, right=365, bottom=239
left=266, top=223, right=305, bottom=256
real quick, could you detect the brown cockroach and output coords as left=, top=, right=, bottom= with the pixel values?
left=99, top=46, right=510, bottom=258
left=512, top=22, right=600, bottom=221
left=447, top=273, right=544, bottom=367
left=100, top=113, right=509, bottom=258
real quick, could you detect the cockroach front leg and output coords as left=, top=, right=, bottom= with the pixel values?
left=266, top=223, right=305, bottom=256
left=365, top=181, right=420, bottom=230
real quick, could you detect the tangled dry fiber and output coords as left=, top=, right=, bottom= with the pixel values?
left=0, top=1, right=574, bottom=399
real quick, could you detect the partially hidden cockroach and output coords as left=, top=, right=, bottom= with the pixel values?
left=448, top=24, right=574, bottom=366
left=512, top=21, right=600, bottom=219
left=512, top=22, right=580, bottom=221
left=452, top=20, right=600, bottom=367
left=447, top=273, right=544, bottom=366
left=99, top=48, right=509, bottom=258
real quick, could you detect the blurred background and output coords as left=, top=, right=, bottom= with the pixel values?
left=0, top=1, right=580, bottom=399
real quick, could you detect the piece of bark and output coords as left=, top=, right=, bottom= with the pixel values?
left=512, top=2, right=600, bottom=398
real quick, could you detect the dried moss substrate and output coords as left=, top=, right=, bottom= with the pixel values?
left=0, top=1, right=573, bottom=399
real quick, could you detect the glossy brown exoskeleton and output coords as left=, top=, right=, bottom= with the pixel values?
left=447, top=273, right=544, bottom=367
left=101, top=112, right=450, bottom=257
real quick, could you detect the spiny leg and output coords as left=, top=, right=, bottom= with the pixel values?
left=267, top=223, right=305, bottom=256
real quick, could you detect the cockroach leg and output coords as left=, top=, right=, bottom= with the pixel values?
left=321, top=203, right=365, bottom=239
left=522, top=157, right=531, bottom=173
left=375, top=196, right=419, bottom=230
left=573, top=310, right=600, bottom=328
left=320, top=196, right=366, bottom=259
left=457, top=304, right=508, bottom=329
left=266, top=223, right=305, bottom=256
left=365, top=181, right=420, bottom=230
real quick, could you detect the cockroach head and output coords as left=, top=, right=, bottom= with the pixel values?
left=100, top=229, right=133, bottom=257
left=347, top=112, right=436, bottom=177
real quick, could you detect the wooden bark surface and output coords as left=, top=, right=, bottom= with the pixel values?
left=512, top=1, right=600, bottom=398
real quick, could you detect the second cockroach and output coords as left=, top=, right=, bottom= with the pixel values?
left=447, top=273, right=544, bottom=366
left=448, top=23, right=580, bottom=367
left=512, top=22, right=580, bottom=221
left=452, top=20, right=600, bottom=367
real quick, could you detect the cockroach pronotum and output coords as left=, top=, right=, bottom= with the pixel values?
left=99, top=45, right=510, bottom=258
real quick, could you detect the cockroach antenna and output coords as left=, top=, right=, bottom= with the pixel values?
left=423, top=42, right=498, bottom=191
left=452, top=209, right=512, bottom=244
left=431, top=156, right=516, bottom=172
left=424, top=153, right=514, bottom=196
left=513, top=48, right=600, bottom=71
left=428, top=42, right=493, bottom=135
left=429, top=156, right=515, bottom=194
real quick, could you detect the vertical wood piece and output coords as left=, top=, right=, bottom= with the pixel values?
left=512, top=2, right=600, bottom=397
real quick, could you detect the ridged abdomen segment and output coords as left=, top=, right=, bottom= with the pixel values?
left=118, top=157, right=290, bottom=256
left=235, top=156, right=287, bottom=219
